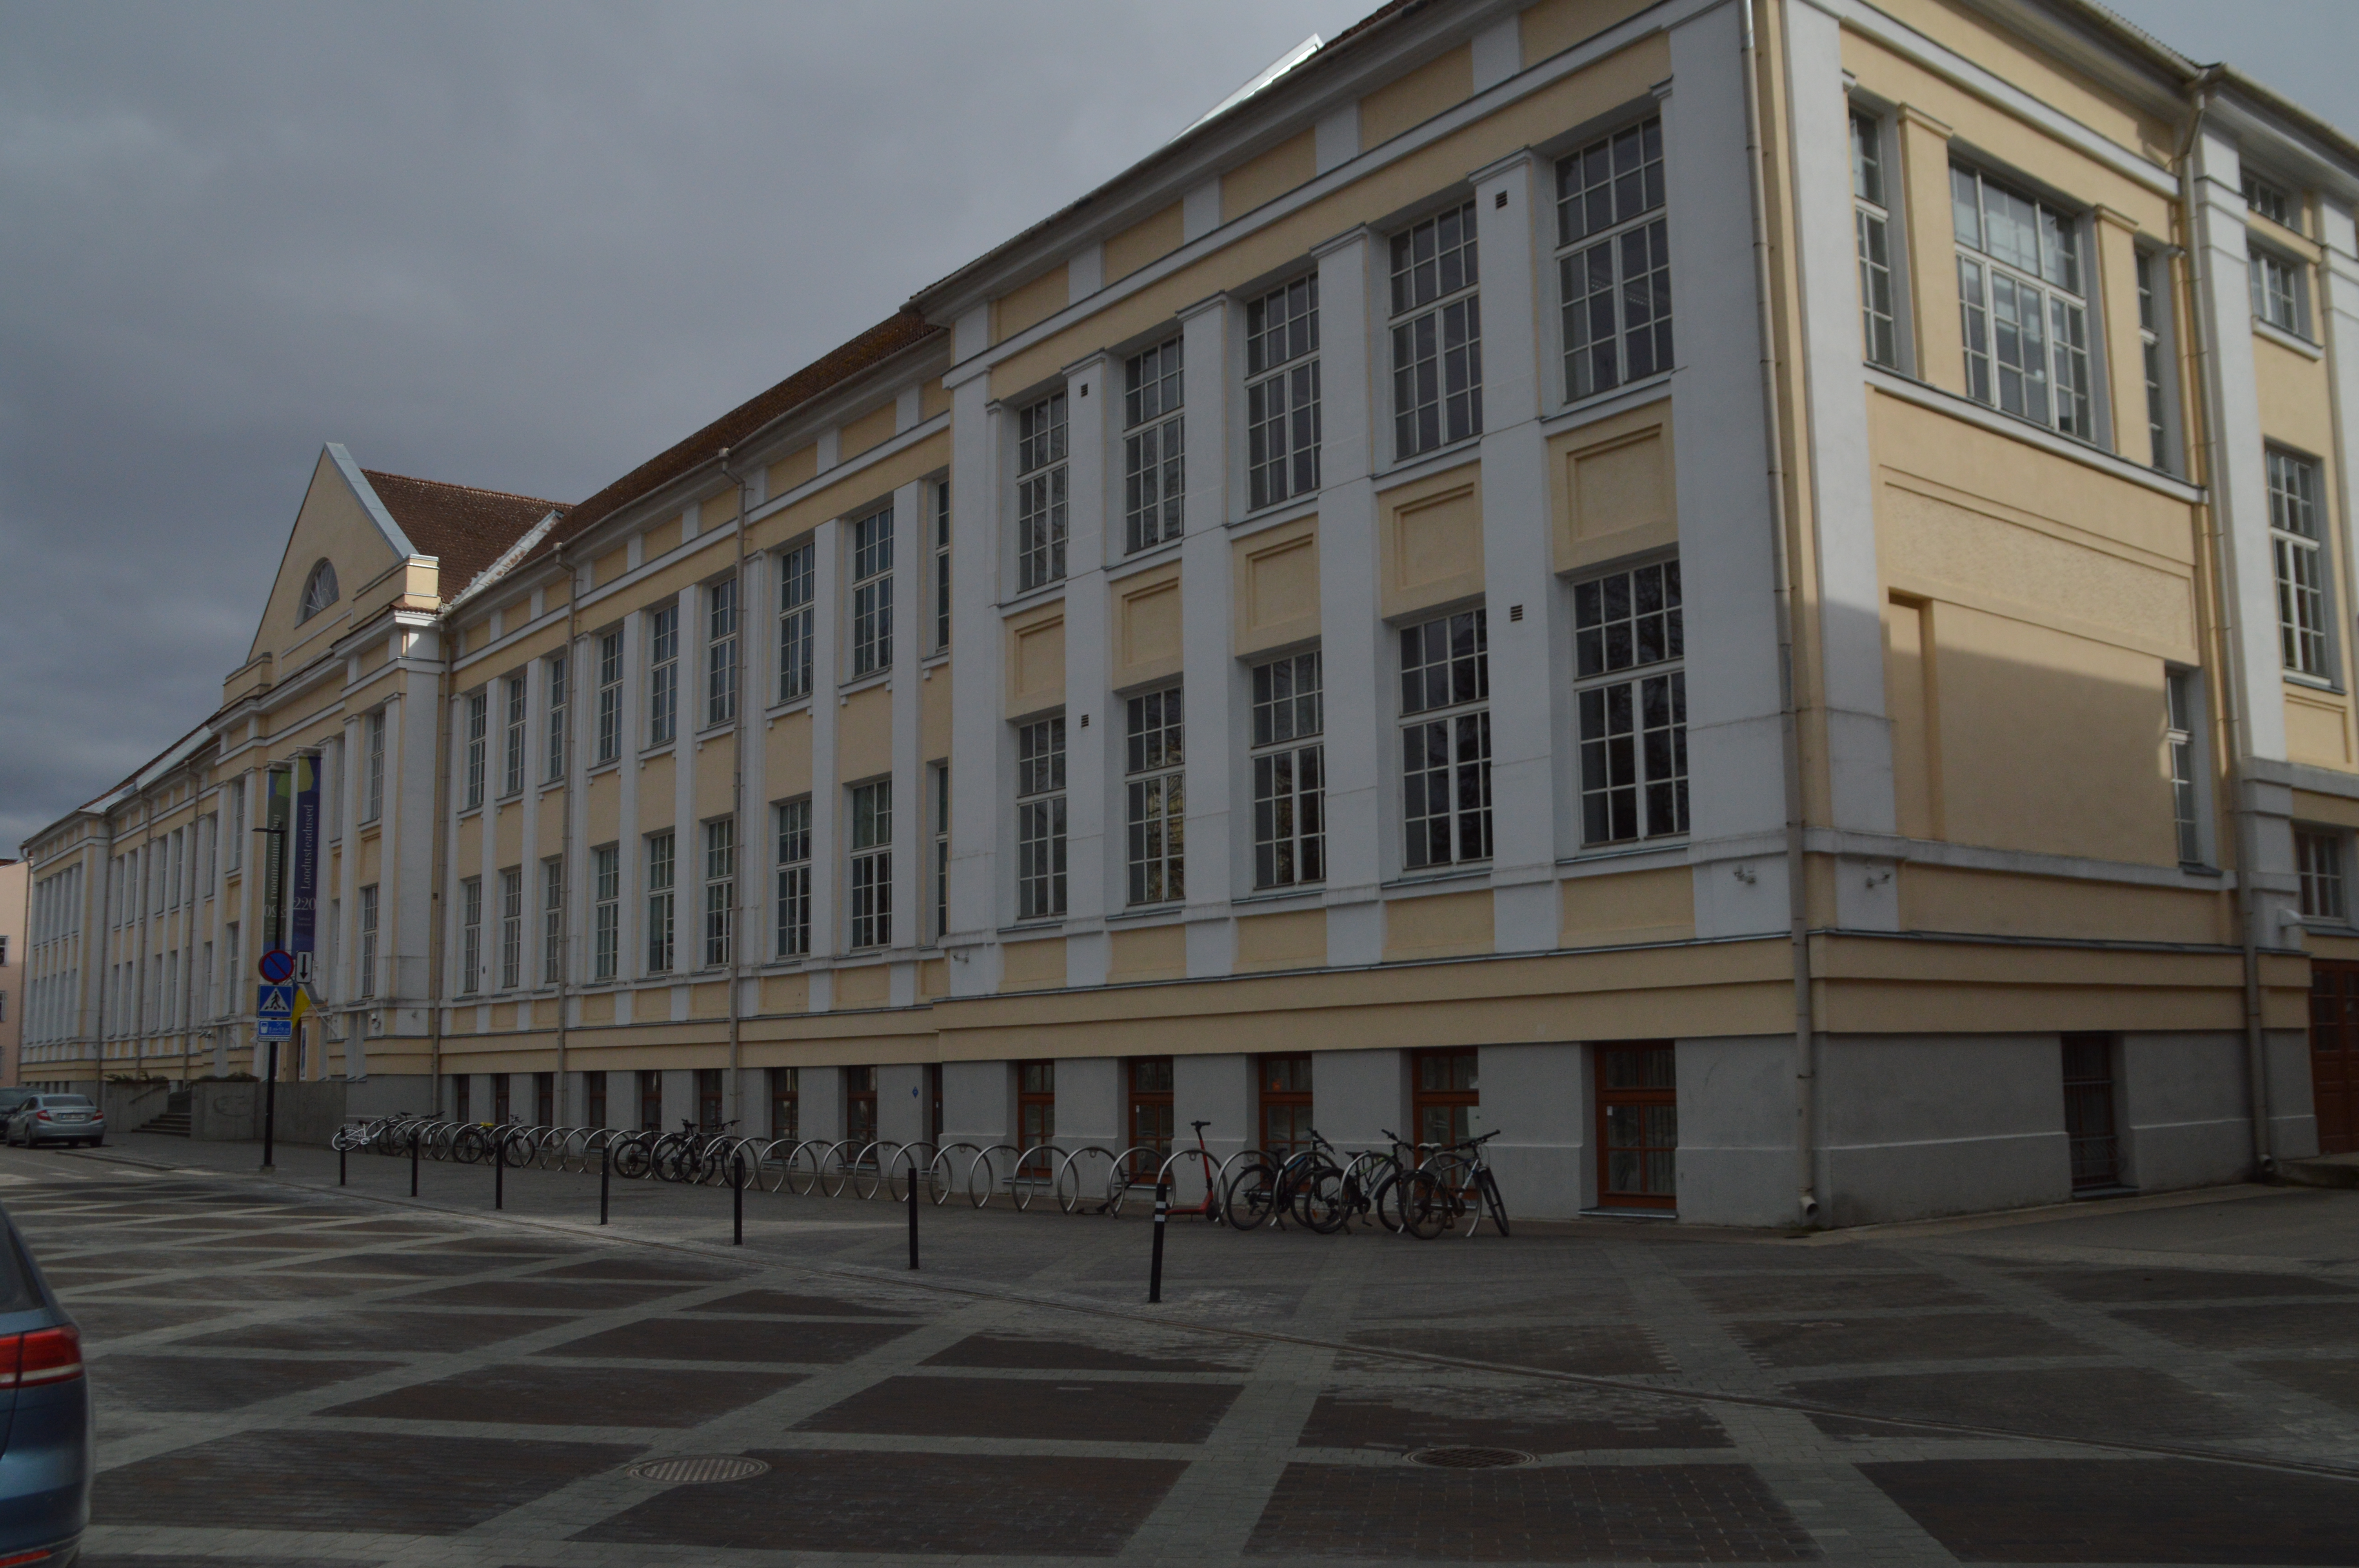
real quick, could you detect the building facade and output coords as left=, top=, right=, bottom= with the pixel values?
left=23, top=0, right=2359, bottom=1223
left=0, top=860, right=25, bottom=1088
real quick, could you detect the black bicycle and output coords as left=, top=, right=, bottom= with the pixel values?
left=1411, top=1129, right=1510, bottom=1239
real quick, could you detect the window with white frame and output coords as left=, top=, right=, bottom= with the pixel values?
left=459, top=876, right=482, bottom=994
left=706, top=575, right=738, bottom=727
left=463, top=691, right=488, bottom=809
left=228, top=779, right=245, bottom=869
left=1399, top=609, right=1491, bottom=869
left=502, top=675, right=527, bottom=796
left=850, top=508, right=893, bottom=677
left=645, top=831, right=675, bottom=974
left=544, top=651, right=568, bottom=782
left=2270, top=448, right=2332, bottom=679
left=1125, top=687, right=1184, bottom=905
left=1575, top=557, right=1689, bottom=845
left=1953, top=165, right=2094, bottom=441
left=498, top=866, right=523, bottom=989
left=594, top=629, right=623, bottom=763
left=2166, top=670, right=2203, bottom=866
left=849, top=780, right=891, bottom=949
left=1246, top=275, right=1320, bottom=511
left=1124, top=339, right=1185, bottom=554
left=299, top=559, right=339, bottom=621
left=1559, top=116, right=1672, bottom=399
left=2298, top=827, right=2346, bottom=920
left=2243, top=171, right=2296, bottom=230
left=2251, top=246, right=2308, bottom=337
left=2136, top=250, right=2173, bottom=470
left=1017, top=393, right=1069, bottom=591
left=1017, top=716, right=1067, bottom=920
left=932, top=483, right=951, bottom=653
left=592, top=844, right=619, bottom=980
left=1850, top=110, right=1897, bottom=368
left=648, top=604, right=680, bottom=745
left=778, top=541, right=814, bottom=701
left=931, top=765, right=951, bottom=944
left=541, top=858, right=563, bottom=984
left=363, top=710, right=385, bottom=823
left=775, top=798, right=812, bottom=958
left=702, top=817, right=734, bottom=967
left=1251, top=650, right=1324, bottom=889
left=1392, top=202, right=1482, bottom=457
left=357, top=886, right=378, bottom=997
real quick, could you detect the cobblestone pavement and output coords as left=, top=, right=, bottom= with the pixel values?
left=7, top=1133, right=2356, bottom=1566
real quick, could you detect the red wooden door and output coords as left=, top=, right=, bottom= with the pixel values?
left=1596, top=1042, right=1677, bottom=1210
left=2311, top=961, right=2359, bottom=1154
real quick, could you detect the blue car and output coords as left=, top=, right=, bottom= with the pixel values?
left=0, top=1200, right=89, bottom=1564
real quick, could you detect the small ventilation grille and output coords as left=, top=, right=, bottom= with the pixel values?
left=628, top=1454, right=771, bottom=1485
left=1407, top=1446, right=1534, bottom=1469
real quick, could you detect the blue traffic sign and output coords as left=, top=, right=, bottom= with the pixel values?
left=258, top=949, right=295, bottom=983
left=257, top=983, right=294, bottom=1016
left=256, top=1017, right=292, bottom=1041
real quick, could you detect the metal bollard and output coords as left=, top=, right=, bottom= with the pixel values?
left=599, top=1142, right=610, bottom=1225
left=410, top=1124, right=421, bottom=1197
left=907, top=1153, right=920, bottom=1270
left=731, top=1146, right=745, bottom=1245
left=339, top=1143, right=347, bottom=1187
left=1149, top=1178, right=1169, bottom=1303
left=494, top=1128, right=506, bottom=1211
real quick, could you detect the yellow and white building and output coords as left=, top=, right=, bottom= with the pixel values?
left=25, top=0, right=2359, bottom=1224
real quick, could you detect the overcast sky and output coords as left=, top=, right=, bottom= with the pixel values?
left=2, top=1, right=2354, bottom=856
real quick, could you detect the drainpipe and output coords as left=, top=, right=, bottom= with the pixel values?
left=1741, top=0, right=1820, bottom=1225
left=718, top=448, right=750, bottom=1132
left=554, top=542, right=578, bottom=1111
left=2176, top=73, right=2275, bottom=1176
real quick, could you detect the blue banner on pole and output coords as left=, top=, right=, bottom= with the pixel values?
left=291, top=752, right=320, bottom=967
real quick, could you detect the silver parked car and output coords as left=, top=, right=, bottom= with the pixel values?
left=4, top=1095, right=106, bottom=1149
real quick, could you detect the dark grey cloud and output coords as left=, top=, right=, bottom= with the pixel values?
left=4, top=1, right=2353, bottom=855
left=0, top=0, right=1368, bottom=851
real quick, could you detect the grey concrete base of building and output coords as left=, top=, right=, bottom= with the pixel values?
left=426, top=1031, right=2311, bottom=1228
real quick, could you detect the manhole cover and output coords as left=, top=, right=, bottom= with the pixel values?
left=1407, top=1446, right=1534, bottom=1469
left=627, top=1454, right=770, bottom=1485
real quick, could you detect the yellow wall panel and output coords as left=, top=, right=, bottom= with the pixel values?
left=699, top=487, right=738, bottom=533
left=995, top=263, right=1069, bottom=344
left=1899, top=865, right=2226, bottom=946
left=1236, top=908, right=1325, bottom=973
left=1000, top=937, right=1066, bottom=991
left=840, top=402, right=897, bottom=461
left=1379, top=465, right=1484, bottom=620
left=1383, top=889, right=1493, bottom=962
left=837, top=684, right=892, bottom=783
left=1550, top=401, right=1675, bottom=573
left=767, top=445, right=817, bottom=499
left=692, top=982, right=729, bottom=1018
left=1105, top=203, right=1183, bottom=285
left=586, top=769, right=618, bottom=846
left=1884, top=596, right=1943, bottom=840
left=642, top=517, right=681, bottom=560
left=921, top=662, right=952, bottom=762
left=1521, top=0, right=1655, bottom=65
left=695, top=733, right=734, bottom=821
left=1361, top=43, right=1472, bottom=148
left=593, top=547, right=627, bottom=588
left=1223, top=129, right=1316, bottom=222
left=1007, top=605, right=1065, bottom=716
left=761, top=973, right=809, bottom=1013
left=2285, top=691, right=2353, bottom=769
left=638, top=753, right=675, bottom=835
left=1559, top=866, right=1692, bottom=945
left=1234, top=518, right=1319, bottom=657
left=767, top=711, right=812, bottom=799
left=1115, top=567, right=1183, bottom=689
left=837, top=964, right=890, bottom=1008
left=1109, top=923, right=1187, bottom=983
left=493, top=800, right=521, bottom=870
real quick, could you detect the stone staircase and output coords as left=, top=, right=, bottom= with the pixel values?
left=139, top=1091, right=193, bottom=1138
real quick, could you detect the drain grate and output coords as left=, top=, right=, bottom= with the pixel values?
left=627, top=1454, right=771, bottom=1485
left=1407, top=1446, right=1534, bottom=1469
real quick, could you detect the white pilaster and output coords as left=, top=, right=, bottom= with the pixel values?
left=809, top=521, right=843, bottom=980
left=946, top=378, right=1004, bottom=997
left=1179, top=295, right=1237, bottom=977
left=1063, top=354, right=1113, bottom=986
left=889, top=479, right=925, bottom=971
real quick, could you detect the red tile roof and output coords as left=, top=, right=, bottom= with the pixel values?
left=362, top=470, right=567, bottom=597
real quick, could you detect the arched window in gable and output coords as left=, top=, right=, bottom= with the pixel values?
left=299, top=559, right=339, bottom=621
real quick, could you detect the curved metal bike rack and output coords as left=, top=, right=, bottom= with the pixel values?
left=1052, top=1146, right=1120, bottom=1214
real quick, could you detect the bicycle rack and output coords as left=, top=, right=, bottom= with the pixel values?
left=850, top=1141, right=895, bottom=1200
left=927, top=1142, right=980, bottom=1205
left=886, top=1142, right=939, bottom=1203
left=1053, top=1146, right=1120, bottom=1214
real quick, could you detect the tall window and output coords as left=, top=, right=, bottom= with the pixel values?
left=1126, top=687, right=1184, bottom=905
left=2243, top=172, right=2295, bottom=230
left=1400, top=609, right=1492, bottom=869
left=2252, top=247, right=2308, bottom=337
left=502, top=675, right=527, bottom=796
left=459, top=877, right=482, bottom=994
left=540, top=858, right=564, bottom=984
left=1252, top=651, right=1324, bottom=888
left=1559, top=116, right=1672, bottom=399
left=2137, top=251, right=2170, bottom=470
left=932, top=764, right=951, bottom=944
left=850, top=508, right=894, bottom=677
left=463, top=691, right=487, bottom=809
left=2270, top=448, right=2330, bottom=678
left=1391, top=201, right=1481, bottom=457
left=2166, top=671, right=2203, bottom=867
left=2299, top=828, right=2346, bottom=920
left=645, top=831, right=675, bottom=974
left=933, top=483, right=952, bottom=653
left=1954, top=165, right=2093, bottom=440
left=703, top=817, right=734, bottom=967
left=849, top=780, right=892, bottom=949
left=1017, top=392, right=1069, bottom=590
left=1018, top=716, right=1067, bottom=920
left=498, top=867, right=523, bottom=989
left=299, top=559, right=339, bottom=621
left=1019, top=1060, right=1055, bottom=1144
left=1123, top=338, right=1185, bottom=554
left=706, top=575, right=739, bottom=727
left=357, top=884, right=378, bottom=1000
left=648, top=603, right=680, bottom=745
left=1850, top=110, right=1897, bottom=368
left=595, top=629, right=623, bottom=763
left=592, top=844, right=619, bottom=980
left=1576, top=558, right=1689, bottom=844
left=363, top=710, right=385, bottom=823
left=775, top=797, right=812, bottom=958
left=1246, top=276, right=1320, bottom=510
left=228, top=778, right=245, bottom=870
left=545, top=652, right=568, bottom=782
left=778, top=541, right=815, bottom=701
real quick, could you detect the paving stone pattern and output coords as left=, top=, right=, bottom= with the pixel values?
left=7, top=1135, right=2357, bottom=1566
